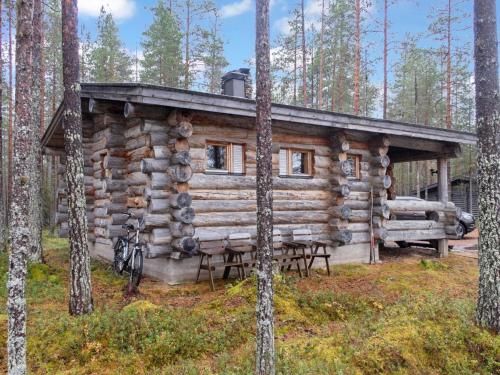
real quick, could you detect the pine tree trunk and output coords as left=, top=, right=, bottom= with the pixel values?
left=29, top=0, right=44, bottom=263
left=255, top=0, right=275, bottom=373
left=383, top=0, right=388, bottom=119
left=446, top=0, right=452, bottom=129
left=184, top=0, right=191, bottom=90
left=8, top=0, right=34, bottom=372
left=354, top=0, right=361, bottom=115
left=0, top=0, right=4, bottom=252
left=318, top=0, right=325, bottom=109
left=300, top=0, right=307, bottom=107
left=474, top=0, right=500, bottom=333
left=62, top=0, right=93, bottom=316
left=7, top=0, right=13, bottom=213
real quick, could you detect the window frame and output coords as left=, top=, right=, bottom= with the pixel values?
left=279, top=147, right=314, bottom=178
left=205, top=140, right=246, bottom=175
left=346, top=154, right=362, bottom=180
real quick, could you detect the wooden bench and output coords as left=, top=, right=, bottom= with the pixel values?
left=223, top=233, right=255, bottom=279
left=195, top=233, right=245, bottom=291
left=291, top=229, right=331, bottom=276
left=271, top=230, right=304, bottom=277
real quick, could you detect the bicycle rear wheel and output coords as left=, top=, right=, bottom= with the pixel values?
left=129, top=247, right=143, bottom=289
left=113, top=238, right=127, bottom=274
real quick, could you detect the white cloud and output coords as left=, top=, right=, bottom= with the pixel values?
left=79, top=0, right=136, bottom=20
left=220, top=0, right=252, bottom=18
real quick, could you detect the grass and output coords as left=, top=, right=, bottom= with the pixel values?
left=0, top=232, right=498, bottom=374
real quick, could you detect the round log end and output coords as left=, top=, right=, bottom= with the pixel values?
left=340, top=184, right=350, bottom=197
left=340, top=160, right=353, bottom=176
left=174, top=236, right=197, bottom=254
left=382, top=175, right=392, bottom=189
left=341, top=205, right=352, bottom=220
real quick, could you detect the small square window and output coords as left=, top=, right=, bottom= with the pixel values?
left=279, top=148, right=314, bottom=177
left=346, top=154, right=361, bottom=179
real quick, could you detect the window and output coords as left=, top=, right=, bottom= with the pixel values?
left=346, top=154, right=361, bottom=180
left=279, top=148, right=314, bottom=177
left=206, top=141, right=245, bottom=174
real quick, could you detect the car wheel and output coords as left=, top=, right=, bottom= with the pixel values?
left=457, top=223, right=466, bottom=239
left=396, top=241, right=409, bottom=248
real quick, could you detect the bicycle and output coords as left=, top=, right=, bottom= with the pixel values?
left=113, top=213, right=145, bottom=292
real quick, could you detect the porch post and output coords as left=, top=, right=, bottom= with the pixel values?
left=437, top=158, right=449, bottom=257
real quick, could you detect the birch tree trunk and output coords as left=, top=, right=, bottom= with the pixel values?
left=8, top=0, right=34, bottom=372
left=7, top=0, right=13, bottom=214
left=62, top=0, right=93, bottom=316
left=474, top=0, right=500, bottom=333
left=29, top=0, right=43, bottom=263
left=255, top=0, right=275, bottom=373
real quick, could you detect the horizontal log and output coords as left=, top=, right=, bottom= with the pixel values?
left=385, top=229, right=448, bottom=242
left=144, top=187, right=170, bottom=200
left=170, top=222, right=195, bottom=237
left=124, top=124, right=142, bottom=139
left=189, top=174, right=330, bottom=190
left=149, top=199, right=170, bottom=213
left=328, top=205, right=351, bottom=220
left=194, top=223, right=330, bottom=241
left=142, top=120, right=168, bottom=133
left=171, top=150, right=191, bottom=166
left=168, top=138, right=190, bottom=153
left=151, top=228, right=172, bottom=245
left=103, top=155, right=126, bottom=169
left=384, top=220, right=445, bottom=231
left=331, top=184, right=350, bottom=197
left=386, top=200, right=446, bottom=212
left=145, top=244, right=172, bottom=259
left=104, top=179, right=127, bottom=192
left=170, top=193, right=192, bottom=209
left=190, top=189, right=331, bottom=201
left=194, top=210, right=329, bottom=227
left=190, top=199, right=330, bottom=213
left=151, top=172, right=171, bottom=189
left=172, top=207, right=195, bottom=224
left=445, top=225, right=461, bottom=237
left=141, top=158, right=170, bottom=173
left=144, top=213, right=171, bottom=228
left=348, top=210, right=369, bottom=223
left=150, top=132, right=169, bottom=146
left=151, top=145, right=171, bottom=159
left=127, top=146, right=153, bottom=162
left=127, top=172, right=149, bottom=186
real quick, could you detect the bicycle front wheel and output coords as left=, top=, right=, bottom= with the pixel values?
left=129, top=248, right=143, bottom=289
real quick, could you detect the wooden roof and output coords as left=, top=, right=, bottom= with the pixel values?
left=42, top=83, right=477, bottom=160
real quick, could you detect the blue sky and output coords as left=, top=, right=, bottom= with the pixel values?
left=78, top=0, right=497, bottom=86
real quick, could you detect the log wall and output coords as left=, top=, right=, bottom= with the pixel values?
left=190, top=124, right=333, bottom=243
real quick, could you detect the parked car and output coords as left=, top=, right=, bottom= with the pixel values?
left=394, top=196, right=475, bottom=239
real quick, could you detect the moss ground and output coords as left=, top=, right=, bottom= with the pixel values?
left=0, top=233, right=498, bottom=374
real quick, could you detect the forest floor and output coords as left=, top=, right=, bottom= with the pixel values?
left=1, top=232, right=499, bottom=375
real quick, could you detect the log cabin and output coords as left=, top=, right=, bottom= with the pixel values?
left=42, top=71, right=477, bottom=284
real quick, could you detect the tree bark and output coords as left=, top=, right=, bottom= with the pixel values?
left=318, top=0, right=325, bottom=109
left=8, top=0, right=34, bottom=372
left=62, top=0, right=93, bottom=316
left=300, top=0, right=307, bottom=107
left=354, top=0, right=361, bottom=115
left=29, top=0, right=44, bottom=262
left=383, top=0, right=388, bottom=119
left=255, top=0, right=275, bottom=373
left=474, top=0, right=500, bottom=333
left=7, top=0, right=13, bottom=213
left=0, top=0, right=4, bottom=252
